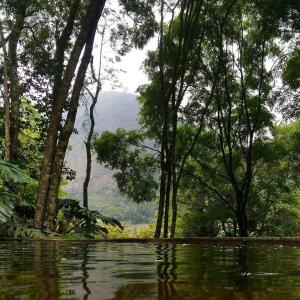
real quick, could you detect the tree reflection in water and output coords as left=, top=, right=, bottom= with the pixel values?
left=34, top=241, right=60, bottom=300
left=156, top=243, right=177, bottom=300
left=33, top=242, right=92, bottom=299
left=1, top=242, right=300, bottom=300
left=81, top=244, right=91, bottom=299
left=110, top=243, right=178, bottom=300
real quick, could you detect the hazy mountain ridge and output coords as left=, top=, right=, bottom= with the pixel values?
left=65, top=91, right=156, bottom=224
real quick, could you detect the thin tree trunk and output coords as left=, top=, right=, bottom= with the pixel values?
left=170, top=184, right=178, bottom=238
left=34, top=0, right=106, bottom=229
left=83, top=18, right=106, bottom=209
left=155, top=0, right=167, bottom=238
left=163, top=148, right=172, bottom=238
left=0, top=27, right=11, bottom=161
left=236, top=193, right=248, bottom=237
left=155, top=137, right=166, bottom=238
left=170, top=103, right=178, bottom=238
left=83, top=95, right=97, bottom=209
left=7, top=3, right=27, bottom=162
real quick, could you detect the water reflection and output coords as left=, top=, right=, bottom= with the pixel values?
left=0, top=241, right=299, bottom=300
left=34, top=241, right=60, bottom=300
left=156, top=243, right=177, bottom=300
left=81, top=244, right=91, bottom=299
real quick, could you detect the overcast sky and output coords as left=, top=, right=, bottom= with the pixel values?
left=100, top=1, right=158, bottom=94
left=112, top=38, right=156, bottom=94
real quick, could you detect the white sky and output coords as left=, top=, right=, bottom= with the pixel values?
left=99, top=0, right=158, bottom=94
left=108, top=38, right=157, bottom=94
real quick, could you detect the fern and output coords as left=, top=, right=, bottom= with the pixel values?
left=0, top=224, right=46, bottom=238
left=0, top=198, right=15, bottom=223
left=0, top=160, right=32, bottom=226
left=58, top=198, right=123, bottom=238
left=0, top=160, right=30, bottom=184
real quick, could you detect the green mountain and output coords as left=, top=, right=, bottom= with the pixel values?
left=65, top=91, right=156, bottom=224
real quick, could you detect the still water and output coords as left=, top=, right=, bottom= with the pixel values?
left=0, top=241, right=299, bottom=300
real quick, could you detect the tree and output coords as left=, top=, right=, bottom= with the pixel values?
left=178, top=119, right=300, bottom=237
left=34, top=0, right=107, bottom=229
left=139, top=0, right=217, bottom=238
left=0, top=0, right=31, bottom=161
left=82, top=56, right=101, bottom=209
left=93, top=129, right=159, bottom=204
left=42, top=1, right=159, bottom=227
left=81, top=7, right=121, bottom=209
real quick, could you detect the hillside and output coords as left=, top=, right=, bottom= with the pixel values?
left=65, top=91, right=157, bottom=224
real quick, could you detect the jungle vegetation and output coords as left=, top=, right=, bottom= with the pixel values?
left=0, top=0, right=299, bottom=238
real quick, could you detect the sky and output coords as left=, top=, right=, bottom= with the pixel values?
left=112, top=39, right=157, bottom=94
left=115, top=49, right=148, bottom=94
left=99, top=1, right=158, bottom=95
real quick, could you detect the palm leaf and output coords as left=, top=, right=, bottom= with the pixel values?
left=0, top=160, right=30, bottom=184
left=0, top=198, right=15, bottom=223
left=0, top=224, right=46, bottom=238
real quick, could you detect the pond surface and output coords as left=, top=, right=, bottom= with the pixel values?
left=0, top=241, right=299, bottom=300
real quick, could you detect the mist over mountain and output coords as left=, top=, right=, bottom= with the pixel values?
left=65, top=91, right=156, bottom=224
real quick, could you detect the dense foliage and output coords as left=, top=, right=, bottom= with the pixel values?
left=0, top=0, right=299, bottom=238
left=93, top=0, right=300, bottom=237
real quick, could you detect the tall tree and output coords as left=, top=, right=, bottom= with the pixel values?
left=38, top=0, right=158, bottom=230
left=82, top=15, right=108, bottom=209
left=0, top=0, right=31, bottom=161
left=183, top=0, right=287, bottom=236
left=139, top=0, right=218, bottom=237
left=0, top=24, right=11, bottom=161
left=35, top=0, right=107, bottom=229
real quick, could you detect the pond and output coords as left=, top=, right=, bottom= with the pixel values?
left=0, top=241, right=299, bottom=299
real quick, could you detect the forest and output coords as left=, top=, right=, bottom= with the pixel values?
left=0, top=0, right=299, bottom=240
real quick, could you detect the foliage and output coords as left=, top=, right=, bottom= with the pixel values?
left=57, top=199, right=123, bottom=239
left=282, top=48, right=300, bottom=90
left=105, top=222, right=133, bottom=239
left=178, top=120, right=300, bottom=237
left=135, top=223, right=155, bottom=238
left=178, top=211, right=220, bottom=238
left=0, top=0, right=300, bottom=239
left=0, top=160, right=29, bottom=185
left=93, top=129, right=159, bottom=203
left=0, top=160, right=30, bottom=224
left=0, top=224, right=47, bottom=239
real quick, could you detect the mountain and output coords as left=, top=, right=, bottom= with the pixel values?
left=65, top=91, right=156, bottom=224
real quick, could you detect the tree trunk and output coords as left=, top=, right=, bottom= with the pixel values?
left=83, top=142, right=92, bottom=209
left=7, top=3, right=27, bottom=162
left=154, top=0, right=168, bottom=239
left=44, top=148, right=65, bottom=231
left=0, top=3, right=28, bottom=163
left=163, top=149, right=172, bottom=238
left=236, top=194, right=248, bottom=237
left=154, top=140, right=166, bottom=238
left=43, top=1, right=104, bottom=229
left=34, top=0, right=107, bottom=229
left=3, top=60, right=11, bottom=161
left=34, top=0, right=81, bottom=228
left=83, top=94, right=97, bottom=209
left=0, top=27, right=12, bottom=161
left=170, top=184, right=178, bottom=238
left=170, top=102, right=178, bottom=238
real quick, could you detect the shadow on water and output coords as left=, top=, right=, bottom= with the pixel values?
left=0, top=241, right=300, bottom=299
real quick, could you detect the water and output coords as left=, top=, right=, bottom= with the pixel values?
left=0, top=241, right=299, bottom=300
